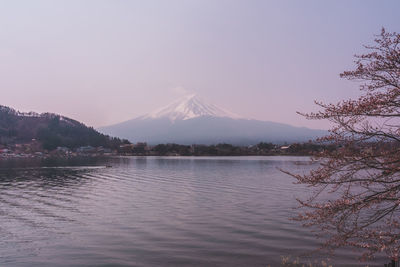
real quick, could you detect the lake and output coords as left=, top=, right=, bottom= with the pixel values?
left=0, top=156, right=384, bottom=266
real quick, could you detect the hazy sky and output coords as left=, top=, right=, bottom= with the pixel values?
left=1, top=0, right=399, bottom=129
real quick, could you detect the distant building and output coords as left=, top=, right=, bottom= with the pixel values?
left=119, top=144, right=134, bottom=154
left=103, top=148, right=112, bottom=153
left=133, top=142, right=148, bottom=154
left=76, top=146, right=96, bottom=153
left=56, top=147, right=70, bottom=153
left=0, top=149, right=10, bottom=154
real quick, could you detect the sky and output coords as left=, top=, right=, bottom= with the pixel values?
left=1, top=0, right=399, bottom=129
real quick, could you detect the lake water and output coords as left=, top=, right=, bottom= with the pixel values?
left=0, top=156, right=384, bottom=266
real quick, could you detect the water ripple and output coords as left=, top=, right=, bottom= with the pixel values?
left=0, top=156, right=384, bottom=267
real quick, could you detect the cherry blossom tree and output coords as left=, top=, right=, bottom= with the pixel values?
left=286, top=28, right=400, bottom=261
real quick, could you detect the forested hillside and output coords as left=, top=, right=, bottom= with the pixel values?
left=0, top=105, right=129, bottom=150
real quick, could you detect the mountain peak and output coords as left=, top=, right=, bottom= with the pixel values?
left=99, top=94, right=326, bottom=144
left=140, top=94, right=242, bottom=122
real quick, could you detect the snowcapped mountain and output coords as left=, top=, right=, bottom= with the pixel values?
left=139, top=94, right=242, bottom=122
left=98, top=94, right=326, bottom=145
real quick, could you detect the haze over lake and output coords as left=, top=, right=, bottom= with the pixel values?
left=0, top=156, right=384, bottom=266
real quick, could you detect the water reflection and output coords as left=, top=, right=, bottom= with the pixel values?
left=0, top=156, right=383, bottom=267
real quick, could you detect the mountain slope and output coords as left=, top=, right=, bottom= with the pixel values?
left=0, top=105, right=128, bottom=150
left=99, top=95, right=326, bottom=145
left=99, top=116, right=326, bottom=145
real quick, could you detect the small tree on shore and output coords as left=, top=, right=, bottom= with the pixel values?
left=285, top=28, right=400, bottom=260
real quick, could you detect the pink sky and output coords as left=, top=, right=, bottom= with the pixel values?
left=1, top=0, right=399, bottom=129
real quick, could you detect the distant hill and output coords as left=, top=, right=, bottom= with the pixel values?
left=0, top=105, right=129, bottom=150
left=99, top=94, right=327, bottom=145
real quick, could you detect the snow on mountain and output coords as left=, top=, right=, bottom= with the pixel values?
left=98, top=94, right=327, bottom=145
left=140, top=94, right=242, bottom=122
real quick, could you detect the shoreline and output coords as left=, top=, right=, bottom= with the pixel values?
left=0, top=153, right=314, bottom=161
